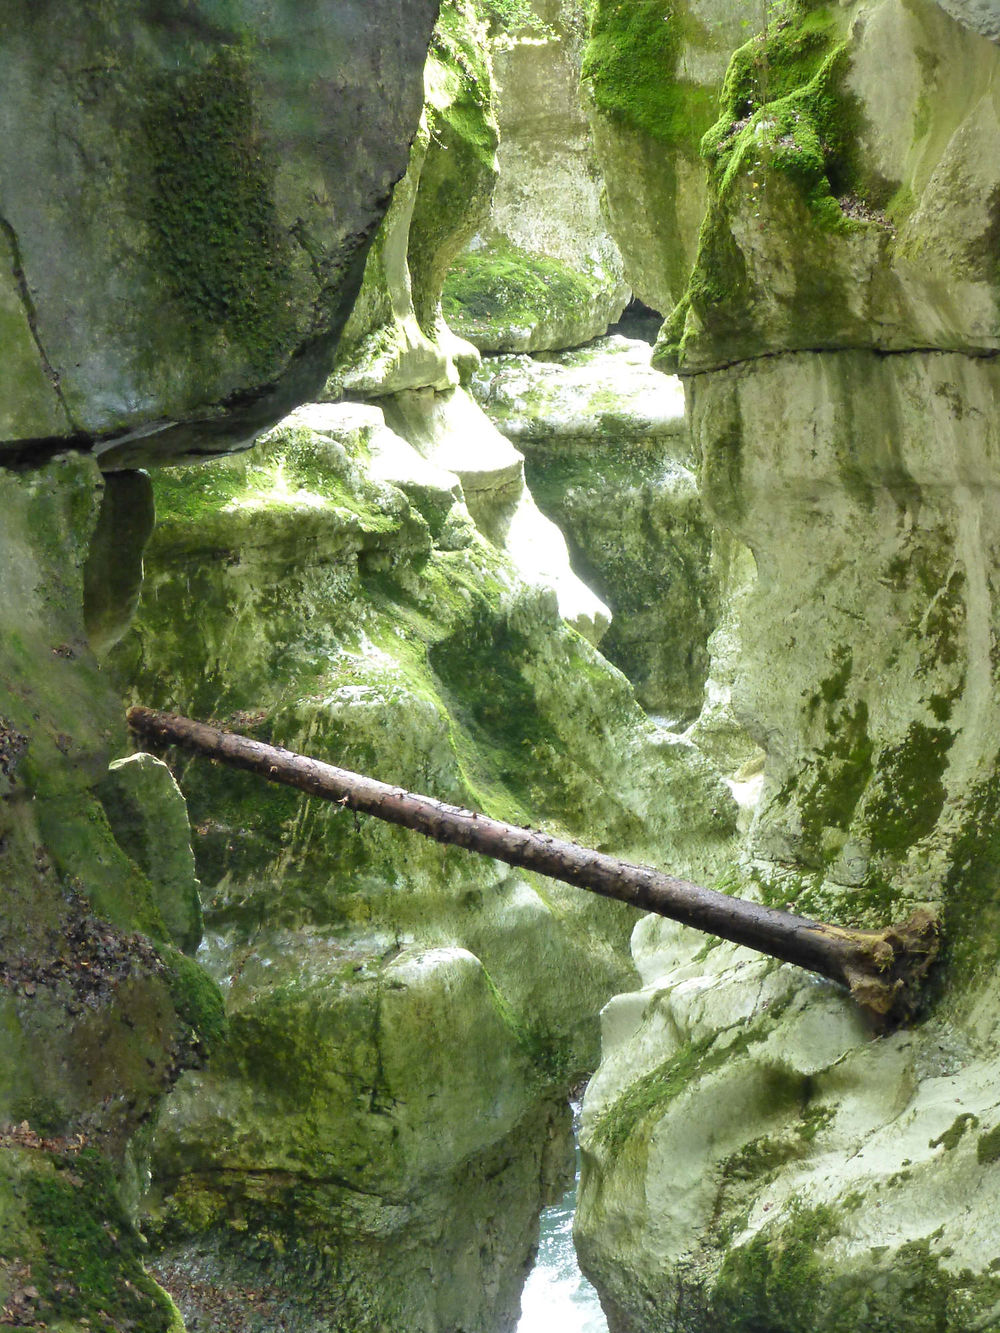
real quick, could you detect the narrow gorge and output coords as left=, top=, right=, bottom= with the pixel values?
left=1, top=2, right=999, bottom=1332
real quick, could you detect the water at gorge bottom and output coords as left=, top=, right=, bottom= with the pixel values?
left=517, top=1108, right=608, bottom=1333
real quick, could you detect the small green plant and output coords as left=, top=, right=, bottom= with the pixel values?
left=477, top=0, right=547, bottom=33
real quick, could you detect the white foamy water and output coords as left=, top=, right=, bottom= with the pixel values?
left=517, top=1107, right=608, bottom=1333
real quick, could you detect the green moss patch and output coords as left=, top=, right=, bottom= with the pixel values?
left=142, top=45, right=295, bottom=376
left=977, top=1123, right=1000, bottom=1166
left=711, top=1202, right=839, bottom=1331
left=657, top=2, right=877, bottom=369
left=158, top=946, right=227, bottom=1058
left=443, top=242, right=605, bottom=350
left=583, top=0, right=719, bottom=156
left=0, top=1147, right=180, bottom=1331
left=593, top=1027, right=746, bottom=1157
left=863, top=723, right=951, bottom=855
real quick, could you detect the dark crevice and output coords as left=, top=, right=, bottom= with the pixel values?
left=677, top=342, right=1000, bottom=379
left=0, top=433, right=96, bottom=471
left=0, top=213, right=79, bottom=432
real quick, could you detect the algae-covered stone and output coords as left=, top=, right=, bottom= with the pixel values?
left=472, top=336, right=717, bottom=718
left=116, top=399, right=739, bottom=1331
left=100, top=753, right=203, bottom=956
left=577, top=913, right=1000, bottom=1332
left=575, top=187, right=1000, bottom=1333
left=0, top=1143, right=185, bottom=1333
left=330, top=0, right=498, bottom=399
left=572, top=7, right=1000, bottom=1326
left=443, top=0, right=629, bottom=351
left=0, top=455, right=216, bottom=1328
left=444, top=239, right=625, bottom=353
left=0, top=0, right=439, bottom=464
left=582, top=0, right=753, bottom=314
left=660, top=0, right=1000, bottom=373
left=324, top=0, right=615, bottom=655
left=82, top=470, right=156, bottom=655
left=379, top=383, right=613, bottom=643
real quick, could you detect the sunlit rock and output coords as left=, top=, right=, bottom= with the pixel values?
left=582, top=0, right=755, bottom=315
left=472, top=335, right=716, bottom=718
left=0, top=457, right=214, bottom=1330
left=119, top=401, right=738, bottom=1331
left=443, top=0, right=629, bottom=352
left=576, top=3, right=1000, bottom=1329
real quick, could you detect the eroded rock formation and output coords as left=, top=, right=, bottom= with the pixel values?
left=443, top=0, right=630, bottom=351
left=116, top=402, right=735, bottom=1330
left=576, top=3, right=1000, bottom=1329
left=5, top=0, right=1000, bottom=1329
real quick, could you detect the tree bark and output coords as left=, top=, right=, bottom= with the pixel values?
left=127, top=706, right=939, bottom=1026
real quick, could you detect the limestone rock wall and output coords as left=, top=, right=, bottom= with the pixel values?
left=0, top=0, right=438, bottom=467
left=581, top=0, right=756, bottom=315
left=442, top=0, right=630, bottom=352
left=115, top=403, right=738, bottom=1332
left=331, top=0, right=498, bottom=399
left=576, top=3, right=1000, bottom=1330
left=0, top=8, right=453, bottom=1328
left=330, top=0, right=614, bottom=645
left=0, top=459, right=221, bottom=1331
left=471, top=336, right=718, bottom=721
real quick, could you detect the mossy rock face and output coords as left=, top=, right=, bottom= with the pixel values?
left=331, top=0, right=499, bottom=399
left=472, top=337, right=718, bottom=719
left=0, top=455, right=218, bottom=1327
left=573, top=325, right=1000, bottom=1333
left=0, top=1143, right=184, bottom=1332
left=684, top=350, right=1000, bottom=947
left=99, top=753, right=203, bottom=955
left=115, top=399, right=739, bottom=1330
left=460, top=0, right=630, bottom=350
left=659, top=0, right=1000, bottom=372
left=582, top=0, right=753, bottom=313
left=0, top=0, right=439, bottom=464
left=443, top=240, right=618, bottom=352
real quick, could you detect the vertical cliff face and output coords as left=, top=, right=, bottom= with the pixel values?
left=0, top=9, right=446, bottom=1330
left=581, top=0, right=755, bottom=314
left=577, top=3, right=1000, bottom=1329
left=105, top=10, right=740, bottom=1326
left=114, top=404, right=736, bottom=1331
left=0, top=459, right=219, bottom=1332
left=441, top=0, right=630, bottom=351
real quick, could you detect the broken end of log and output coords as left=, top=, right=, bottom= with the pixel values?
left=833, top=908, right=940, bottom=1028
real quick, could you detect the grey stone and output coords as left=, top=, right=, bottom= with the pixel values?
left=0, top=0, right=438, bottom=466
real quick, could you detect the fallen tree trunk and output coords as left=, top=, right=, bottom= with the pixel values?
left=127, top=706, right=938, bottom=1026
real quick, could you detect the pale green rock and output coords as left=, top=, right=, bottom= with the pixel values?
left=0, top=455, right=210, bottom=1330
left=445, top=0, right=630, bottom=351
left=582, top=0, right=755, bottom=314
left=661, top=0, right=1000, bottom=373
left=82, top=470, right=156, bottom=655
left=575, top=5, right=1000, bottom=1328
left=471, top=335, right=717, bottom=718
left=578, top=344, right=1000, bottom=1331
left=381, top=383, right=613, bottom=644
left=118, top=401, right=739, bottom=1332
left=329, top=0, right=498, bottom=400
left=323, top=0, right=613, bottom=649
left=0, top=226, right=71, bottom=439
left=100, top=753, right=203, bottom=956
